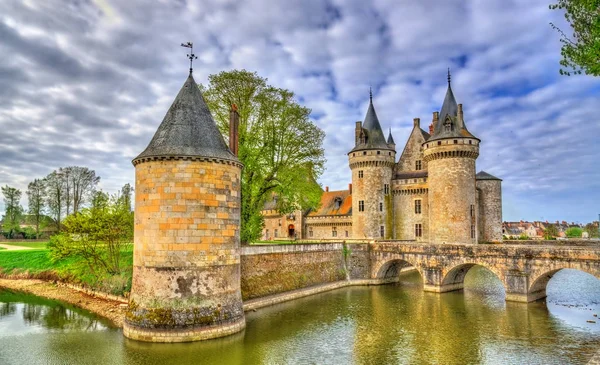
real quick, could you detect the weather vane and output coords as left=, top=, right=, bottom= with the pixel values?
left=181, top=42, right=198, bottom=74
left=447, top=67, right=451, bottom=85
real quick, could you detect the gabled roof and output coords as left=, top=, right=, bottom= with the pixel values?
left=476, top=170, right=502, bottom=181
left=420, top=128, right=431, bottom=141
left=307, top=189, right=352, bottom=217
left=133, top=74, right=238, bottom=164
left=428, top=77, right=478, bottom=142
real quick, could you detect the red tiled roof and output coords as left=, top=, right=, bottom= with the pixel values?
left=307, top=190, right=352, bottom=217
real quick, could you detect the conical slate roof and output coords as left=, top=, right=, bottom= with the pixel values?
left=476, top=171, right=502, bottom=181
left=133, top=74, right=238, bottom=165
left=429, top=80, right=478, bottom=141
left=350, top=95, right=392, bottom=152
left=387, top=129, right=395, bottom=145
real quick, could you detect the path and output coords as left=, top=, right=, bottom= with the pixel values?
left=0, top=243, right=36, bottom=250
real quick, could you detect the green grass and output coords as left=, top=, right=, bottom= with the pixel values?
left=0, top=241, right=48, bottom=249
left=0, top=248, right=133, bottom=296
left=0, top=247, right=5, bottom=250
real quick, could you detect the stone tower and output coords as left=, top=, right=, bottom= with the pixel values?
left=476, top=171, right=503, bottom=243
left=423, top=76, right=480, bottom=244
left=348, top=92, right=396, bottom=239
left=123, top=74, right=245, bottom=342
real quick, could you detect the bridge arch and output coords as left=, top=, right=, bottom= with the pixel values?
left=441, top=263, right=507, bottom=294
left=528, top=266, right=600, bottom=302
left=374, top=258, right=422, bottom=281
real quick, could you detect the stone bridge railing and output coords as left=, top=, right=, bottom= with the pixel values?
left=358, top=242, right=600, bottom=302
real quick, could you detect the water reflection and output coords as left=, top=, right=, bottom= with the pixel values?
left=1, top=268, right=600, bottom=365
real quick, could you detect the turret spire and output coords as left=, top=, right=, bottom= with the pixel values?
left=181, top=41, right=198, bottom=75
left=447, top=67, right=451, bottom=86
left=369, top=87, right=373, bottom=103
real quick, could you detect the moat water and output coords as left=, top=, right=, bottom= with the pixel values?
left=1, top=268, right=600, bottom=365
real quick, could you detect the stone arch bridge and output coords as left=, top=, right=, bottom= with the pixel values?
left=348, top=242, right=600, bottom=302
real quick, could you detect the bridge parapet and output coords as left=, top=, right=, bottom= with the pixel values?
left=366, top=242, right=600, bottom=302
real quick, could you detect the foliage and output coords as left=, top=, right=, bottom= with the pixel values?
left=565, top=226, right=584, bottom=237
left=42, top=167, right=101, bottom=231
left=27, top=179, right=46, bottom=238
left=518, top=233, right=529, bottom=240
left=544, top=224, right=560, bottom=239
left=201, top=70, right=325, bottom=243
left=0, top=249, right=133, bottom=295
left=48, top=192, right=133, bottom=278
left=118, top=183, right=133, bottom=211
left=2, top=185, right=23, bottom=239
left=550, top=0, right=600, bottom=76
left=584, top=223, right=600, bottom=238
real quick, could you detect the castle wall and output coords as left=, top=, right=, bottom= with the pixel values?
left=349, top=150, right=394, bottom=239
left=124, top=159, right=245, bottom=342
left=262, top=209, right=303, bottom=240
left=392, top=179, right=429, bottom=241
left=424, top=141, right=479, bottom=244
left=240, top=244, right=346, bottom=300
left=477, top=179, right=503, bottom=242
left=304, top=216, right=352, bottom=239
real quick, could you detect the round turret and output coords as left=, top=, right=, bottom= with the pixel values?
left=123, top=74, right=245, bottom=342
left=349, top=96, right=396, bottom=239
left=424, top=81, right=480, bottom=244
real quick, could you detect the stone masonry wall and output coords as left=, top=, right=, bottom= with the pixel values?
left=476, top=179, right=502, bottom=243
left=240, top=244, right=347, bottom=300
left=396, top=124, right=428, bottom=172
left=125, top=159, right=244, bottom=341
left=349, top=150, right=395, bottom=239
left=392, top=180, right=429, bottom=241
left=424, top=141, right=479, bottom=244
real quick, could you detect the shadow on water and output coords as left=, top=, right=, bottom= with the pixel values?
left=2, top=270, right=600, bottom=365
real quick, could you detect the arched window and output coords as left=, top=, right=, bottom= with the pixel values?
left=444, top=116, right=453, bottom=132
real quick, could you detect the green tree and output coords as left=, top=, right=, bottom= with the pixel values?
left=544, top=224, right=559, bottom=239
left=44, top=171, right=65, bottom=231
left=550, top=0, right=600, bottom=76
left=201, top=70, right=325, bottom=243
left=27, top=179, right=46, bottom=238
left=565, top=226, right=584, bottom=237
left=2, top=185, right=23, bottom=238
left=118, top=183, right=133, bottom=211
left=59, top=166, right=101, bottom=214
left=584, top=222, right=599, bottom=238
left=48, top=192, right=133, bottom=277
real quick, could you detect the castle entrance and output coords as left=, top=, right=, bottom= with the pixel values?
left=288, top=224, right=295, bottom=238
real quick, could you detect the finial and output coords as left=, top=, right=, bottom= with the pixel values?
left=369, top=86, right=373, bottom=103
left=181, top=42, right=198, bottom=75
left=447, top=67, right=451, bottom=85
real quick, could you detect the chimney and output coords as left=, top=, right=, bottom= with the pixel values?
left=355, top=121, right=362, bottom=146
left=413, top=118, right=420, bottom=128
left=348, top=183, right=352, bottom=195
left=458, top=104, right=463, bottom=122
left=325, top=186, right=329, bottom=192
left=229, top=104, right=239, bottom=156
left=429, top=123, right=434, bottom=135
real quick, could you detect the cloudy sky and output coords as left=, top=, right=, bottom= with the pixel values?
left=0, top=0, right=598, bottom=223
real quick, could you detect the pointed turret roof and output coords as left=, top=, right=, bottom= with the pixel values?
left=429, top=71, right=478, bottom=142
left=476, top=171, right=502, bottom=181
left=133, top=74, right=238, bottom=165
left=350, top=92, right=392, bottom=152
left=387, top=129, right=395, bottom=145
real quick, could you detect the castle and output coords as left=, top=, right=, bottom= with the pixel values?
left=263, top=76, right=503, bottom=244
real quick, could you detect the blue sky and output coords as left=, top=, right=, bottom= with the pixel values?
left=0, top=0, right=598, bottom=223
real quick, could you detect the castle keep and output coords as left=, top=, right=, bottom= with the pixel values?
left=263, top=77, right=503, bottom=244
left=124, top=74, right=245, bottom=342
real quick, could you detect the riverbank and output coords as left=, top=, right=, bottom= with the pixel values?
left=0, top=278, right=127, bottom=327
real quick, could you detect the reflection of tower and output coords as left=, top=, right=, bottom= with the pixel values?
left=348, top=92, right=396, bottom=239
left=124, top=73, right=245, bottom=342
left=424, top=74, right=480, bottom=244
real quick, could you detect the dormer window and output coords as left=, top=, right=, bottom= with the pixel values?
left=444, top=117, right=453, bottom=132
left=334, top=197, right=342, bottom=210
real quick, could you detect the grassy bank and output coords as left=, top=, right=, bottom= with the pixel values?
left=0, top=248, right=133, bottom=296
